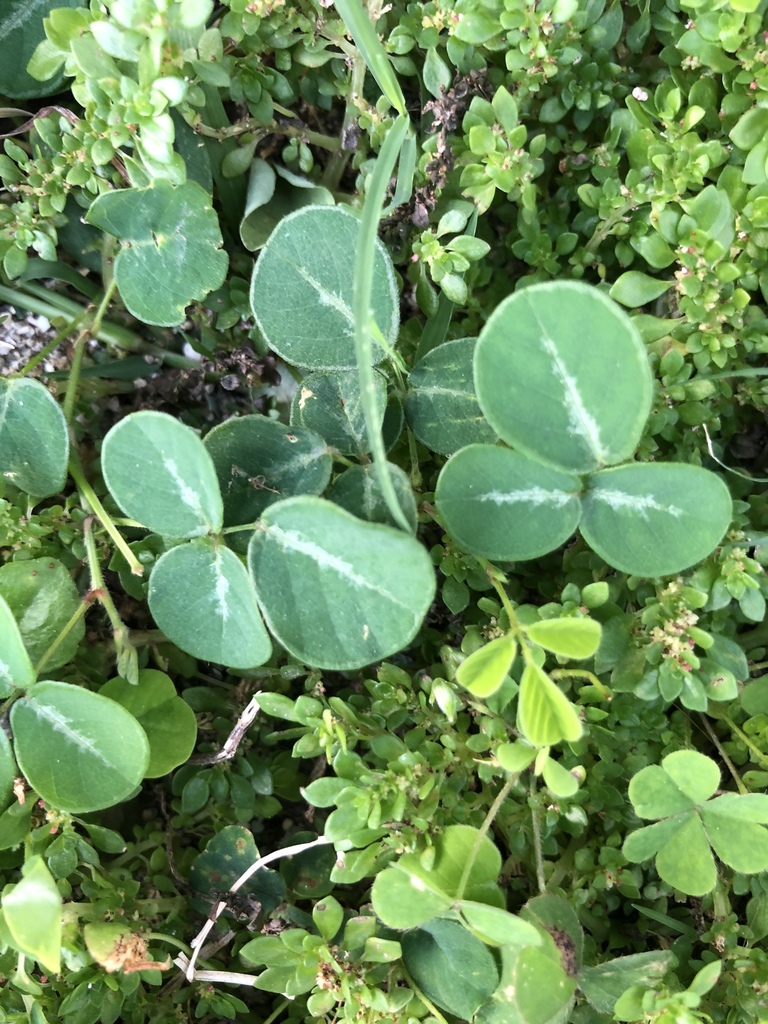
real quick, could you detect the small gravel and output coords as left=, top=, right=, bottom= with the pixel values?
left=0, top=306, right=65, bottom=376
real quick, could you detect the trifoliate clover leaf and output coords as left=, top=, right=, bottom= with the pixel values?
left=86, top=179, right=228, bottom=326
left=623, top=750, right=768, bottom=895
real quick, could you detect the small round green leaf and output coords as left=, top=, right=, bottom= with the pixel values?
left=249, top=205, right=398, bottom=370
left=0, top=379, right=69, bottom=498
left=11, top=681, right=150, bottom=813
left=204, top=415, right=331, bottom=534
left=580, top=463, right=732, bottom=577
left=436, top=444, right=581, bottom=562
left=0, top=594, right=34, bottom=693
left=405, top=338, right=498, bottom=456
left=0, top=557, right=85, bottom=673
left=474, top=281, right=652, bottom=472
left=525, top=617, right=601, bottom=659
left=456, top=635, right=517, bottom=698
left=2, top=855, right=61, bottom=975
left=100, top=669, right=197, bottom=778
left=518, top=663, right=583, bottom=747
left=102, top=411, right=223, bottom=538
left=85, top=179, right=228, bottom=326
left=327, top=463, right=418, bottom=532
left=247, top=496, right=435, bottom=670
left=290, top=370, right=387, bottom=458
left=402, top=919, right=500, bottom=1021
left=148, top=540, right=271, bottom=669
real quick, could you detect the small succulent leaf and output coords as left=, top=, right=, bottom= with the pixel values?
left=0, top=378, right=69, bottom=498
left=580, top=463, right=732, bottom=577
left=247, top=496, right=435, bottom=670
left=660, top=750, right=721, bottom=806
left=290, top=369, right=387, bottom=458
left=654, top=813, right=716, bottom=895
left=579, top=951, right=677, bottom=1013
left=99, top=669, right=198, bottom=778
left=457, top=901, right=542, bottom=946
left=249, top=205, right=398, bottom=370
left=11, top=681, right=149, bottom=813
left=0, top=557, right=85, bottom=673
left=701, top=809, right=768, bottom=875
left=327, top=462, right=418, bottom=532
left=436, top=444, right=581, bottom=562
left=524, top=617, right=601, bottom=659
left=627, top=765, right=697, bottom=820
left=474, top=280, right=652, bottom=473
left=402, top=918, right=500, bottom=1021
left=204, top=415, right=331, bottom=533
left=609, top=271, right=672, bottom=307
left=370, top=865, right=453, bottom=929
left=2, top=855, right=61, bottom=974
left=85, top=179, right=228, bottom=326
left=688, top=960, right=721, bottom=997
left=102, top=411, right=223, bottom=537
left=518, top=663, right=583, bottom=746
left=149, top=540, right=271, bottom=669
left=622, top=817, right=691, bottom=863
left=405, top=338, right=497, bottom=456
left=456, top=634, right=517, bottom=698
left=0, top=595, right=34, bottom=693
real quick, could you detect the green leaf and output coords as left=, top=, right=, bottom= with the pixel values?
left=240, top=159, right=334, bottom=251
left=370, top=865, right=453, bottom=929
left=0, top=594, right=34, bottom=693
left=0, top=379, right=69, bottom=498
left=654, top=812, right=715, bottom=895
left=622, top=816, right=689, bottom=863
left=423, top=46, right=451, bottom=99
left=525, top=617, right=601, bottom=660
left=609, top=271, right=672, bottom=308
left=102, top=411, right=223, bottom=538
left=458, top=901, right=542, bottom=946
left=327, top=463, right=418, bottom=532
left=85, top=179, right=228, bottom=326
left=701, top=807, right=768, bottom=874
left=659, top=750, right=721, bottom=806
left=580, top=463, right=732, bottom=577
left=247, top=496, right=435, bottom=670
left=521, top=893, right=584, bottom=970
left=579, top=951, right=677, bottom=1013
left=731, top=107, right=768, bottom=150
left=436, top=444, right=581, bottom=562
left=99, top=669, right=197, bottom=778
left=402, top=919, right=500, bottom=1020
left=475, top=941, right=577, bottom=1024
left=518, top=663, right=583, bottom=747
left=0, top=0, right=80, bottom=99
left=0, top=730, right=16, bottom=812
left=405, top=338, right=498, bottom=456
left=2, top=855, right=61, bottom=974
left=203, top=415, right=331, bottom=535
left=189, top=825, right=286, bottom=917
left=250, top=205, right=398, bottom=370
left=149, top=540, right=271, bottom=669
left=541, top=756, right=579, bottom=798
left=0, top=557, right=85, bottom=673
left=456, top=635, right=517, bottom=698
left=11, top=681, right=150, bottom=813
left=419, top=823, right=503, bottom=902
left=290, top=369, right=387, bottom=458
left=474, top=281, right=652, bottom=473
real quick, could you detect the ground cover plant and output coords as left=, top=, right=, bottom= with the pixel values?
left=3, top=0, right=768, bottom=1022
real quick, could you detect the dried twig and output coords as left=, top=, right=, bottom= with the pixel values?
left=187, top=694, right=262, bottom=765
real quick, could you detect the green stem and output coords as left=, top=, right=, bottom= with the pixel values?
left=699, top=714, right=747, bottom=794
left=69, top=452, right=144, bottom=576
left=63, top=280, right=118, bottom=423
left=353, top=113, right=411, bottom=532
left=260, top=999, right=290, bottom=1024
left=400, top=967, right=450, bottom=1024
left=143, top=932, right=192, bottom=955
left=530, top=774, right=546, bottom=894
left=723, top=714, right=768, bottom=771
left=456, top=775, right=516, bottom=901
left=83, top=517, right=129, bottom=636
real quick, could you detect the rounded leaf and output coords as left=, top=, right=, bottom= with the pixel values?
left=204, top=415, right=331, bottom=533
left=11, top=681, right=150, bottom=813
left=148, top=540, right=271, bottom=669
left=0, top=0, right=80, bottom=99
left=405, top=339, right=497, bottom=456
left=436, top=444, right=581, bottom=562
left=518, top=663, right=583, bottom=746
left=371, top=865, right=453, bottom=929
left=0, top=379, right=69, bottom=498
left=3, top=855, right=61, bottom=975
left=458, top=901, right=542, bottom=947
left=655, top=812, right=716, bottom=896
left=249, top=205, right=398, bottom=370
left=0, top=594, right=34, bottom=693
left=85, top=180, right=228, bottom=327
left=247, top=496, right=435, bottom=670
left=456, top=635, right=517, bottom=698
left=327, top=463, right=418, bottom=532
left=525, top=617, right=601, bottom=659
left=290, top=369, right=387, bottom=457
left=474, top=281, right=652, bottom=472
left=580, top=463, right=732, bottom=577
left=102, top=411, right=223, bottom=538
left=100, top=669, right=197, bottom=778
